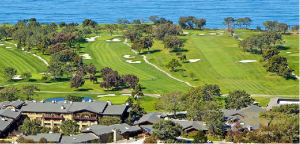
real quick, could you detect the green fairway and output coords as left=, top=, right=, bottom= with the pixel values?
left=81, top=36, right=191, bottom=94
left=0, top=43, right=47, bottom=85
left=138, top=30, right=299, bottom=95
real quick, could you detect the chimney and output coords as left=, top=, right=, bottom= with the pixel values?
left=107, top=100, right=112, bottom=105
left=1, top=117, right=6, bottom=121
left=89, top=99, right=92, bottom=102
left=11, top=108, right=16, bottom=112
left=125, top=102, right=129, bottom=106
left=112, top=128, right=121, bottom=142
left=87, top=128, right=91, bottom=130
left=70, top=101, right=73, bottom=104
left=64, top=100, right=68, bottom=104
left=33, top=99, right=37, bottom=103
left=82, top=99, right=86, bottom=102
left=40, top=99, right=45, bottom=103
left=49, top=131, right=53, bottom=134
left=61, top=105, right=65, bottom=109
left=52, top=100, right=55, bottom=103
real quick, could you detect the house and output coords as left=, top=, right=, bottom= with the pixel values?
left=266, top=98, right=300, bottom=111
left=81, top=123, right=142, bottom=142
left=134, top=112, right=162, bottom=126
left=0, top=100, right=24, bottom=109
left=172, top=120, right=208, bottom=133
left=222, top=105, right=268, bottom=131
left=0, top=108, right=23, bottom=138
left=20, top=133, right=100, bottom=143
left=22, top=133, right=62, bottom=143
left=20, top=99, right=130, bottom=129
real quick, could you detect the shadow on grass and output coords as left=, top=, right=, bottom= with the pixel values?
left=77, top=88, right=93, bottom=91
left=192, top=78, right=199, bottom=81
left=139, top=49, right=162, bottom=55
left=277, top=45, right=291, bottom=50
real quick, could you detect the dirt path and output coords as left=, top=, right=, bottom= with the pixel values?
left=124, top=38, right=194, bottom=87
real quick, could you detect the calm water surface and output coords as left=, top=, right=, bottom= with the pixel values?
left=0, top=0, right=298, bottom=28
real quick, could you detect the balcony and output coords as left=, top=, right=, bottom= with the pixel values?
left=42, top=115, right=64, bottom=120
left=73, top=116, right=97, bottom=121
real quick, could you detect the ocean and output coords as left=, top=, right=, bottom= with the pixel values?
left=0, top=0, right=298, bottom=28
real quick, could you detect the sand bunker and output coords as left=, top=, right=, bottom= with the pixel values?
left=286, top=52, right=293, bottom=54
left=86, top=36, right=101, bottom=42
left=12, top=75, right=22, bottom=80
left=126, top=60, right=141, bottom=63
left=80, top=54, right=92, bottom=59
left=219, top=33, right=223, bottom=35
left=6, top=47, right=12, bottom=49
left=183, top=32, right=189, bottom=34
left=106, top=38, right=121, bottom=42
left=239, top=60, right=257, bottom=63
left=189, top=59, right=201, bottom=63
left=0, top=44, right=4, bottom=46
left=123, top=55, right=135, bottom=58
left=198, top=34, right=206, bottom=36
left=209, top=33, right=216, bottom=35
left=97, top=94, right=116, bottom=97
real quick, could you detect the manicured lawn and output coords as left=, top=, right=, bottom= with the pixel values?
left=0, top=28, right=298, bottom=96
left=81, top=36, right=191, bottom=94
left=0, top=42, right=47, bottom=85
left=138, top=30, right=298, bottom=95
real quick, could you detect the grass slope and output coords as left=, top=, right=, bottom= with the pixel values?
left=0, top=43, right=47, bottom=85
left=143, top=30, right=298, bottom=95
left=81, top=36, right=191, bottom=94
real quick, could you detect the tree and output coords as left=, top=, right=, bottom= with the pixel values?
left=195, top=18, right=206, bottom=30
left=153, top=23, right=181, bottom=40
left=52, top=126, right=60, bottom=133
left=98, top=117, right=122, bottom=126
left=166, top=59, right=182, bottom=72
left=18, top=119, right=48, bottom=135
left=225, top=90, right=254, bottom=109
left=179, top=54, right=187, bottom=62
left=82, top=19, right=97, bottom=28
left=223, top=17, right=235, bottom=31
left=291, top=25, right=299, bottom=32
left=76, top=42, right=80, bottom=51
left=131, top=39, right=143, bottom=53
left=87, top=63, right=97, bottom=76
left=21, top=85, right=39, bottom=100
left=60, top=120, right=79, bottom=135
left=163, top=35, right=184, bottom=52
left=148, top=15, right=159, bottom=22
left=132, top=19, right=141, bottom=24
left=236, top=18, right=244, bottom=28
left=59, top=22, right=66, bottom=28
left=140, top=36, right=154, bottom=52
left=22, top=72, right=32, bottom=81
left=47, top=53, right=64, bottom=80
left=38, top=137, right=47, bottom=143
left=277, top=23, right=289, bottom=33
left=89, top=75, right=98, bottom=83
left=63, top=64, right=74, bottom=78
left=100, top=70, right=121, bottom=90
left=82, top=28, right=92, bottom=37
left=104, top=24, right=117, bottom=36
left=243, top=17, right=252, bottom=29
left=157, top=90, right=183, bottom=118
left=3, top=67, right=17, bottom=81
left=122, top=74, right=139, bottom=89
left=125, top=97, right=133, bottom=106
left=131, top=83, right=144, bottom=98
left=144, top=134, right=158, bottom=143
left=65, top=95, right=84, bottom=102
left=189, top=72, right=196, bottom=80
left=261, top=48, right=280, bottom=61
left=0, top=86, right=19, bottom=101
left=41, top=75, right=48, bottom=83
left=202, top=109, right=225, bottom=136
left=152, top=120, right=182, bottom=141
left=265, top=55, right=291, bottom=77
left=70, top=75, right=85, bottom=91
left=192, top=131, right=207, bottom=143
